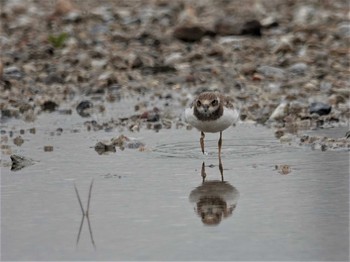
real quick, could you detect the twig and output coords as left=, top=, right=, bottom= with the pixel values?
left=86, top=179, right=94, bottom=216
left=74, top=183, right=85, bottom=215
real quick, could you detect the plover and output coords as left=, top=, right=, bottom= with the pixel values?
left=185, top=92, right=239, bottom=159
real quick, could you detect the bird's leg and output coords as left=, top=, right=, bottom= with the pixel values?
left=201, top=161, right=206, bottom=183
left=219, top=155, right=224, bottom=181
left=218, top=131, right=222, bottom=159
left=218, top=131, right=224, bottom=180
left=200, top=131, right=205, bottom=154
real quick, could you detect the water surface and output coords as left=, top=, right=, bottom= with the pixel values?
left=1, top=113, right=349, bottom=261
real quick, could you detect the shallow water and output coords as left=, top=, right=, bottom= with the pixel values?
left=1, top=113, right=349, bottom=261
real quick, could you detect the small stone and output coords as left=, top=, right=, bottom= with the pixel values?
left=269, top=102, right=289, bottom=121
left=173, top=25, right=205, bottom=42
left=309, top=102, right=332, bottom=116
left=41, top=101, right=58, bottom=112
left=241, top=20, right=262, bottom=36
left=13, top=136, right=24, bottom=146
left=337, top=23, right=350, bottom=38
left=153, top=123, right=162, bottom=131
left=53, top=0, right=75, bottom=16
left=288, top=63, right=308, bottom=76
left=164, top=52, right=183, bottom=65
left=280, top=134, right=293, bottom=143
left=256, top=66, right=286, bottom=79
left=4, top=66, right=23, bottom=79
left=44, top=73, right=64, bottom=85
left=29, top=128, right=36, bottom=134
left=126, top=141, right=145, bottom=149
left=44, top=145, right=54, bottom=152
left=275, top=129, right=285, bottom=139
left=76, top=100, right=93, bottom=117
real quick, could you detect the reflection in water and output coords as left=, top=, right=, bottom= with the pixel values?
left=74, top=180, right=96, bottom=249
left=189, top=162, right=239, bottom=226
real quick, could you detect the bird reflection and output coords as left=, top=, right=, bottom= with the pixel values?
left=189, top=162, right=239, bottom=226
left=74, top=179, right=96, bottom=249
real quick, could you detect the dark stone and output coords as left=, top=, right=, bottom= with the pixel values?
left=309, top=102, right=332, bottom=116
left=173, top=25, right=206, bottom=42
left=44, top=73, right=64, bottom=84
left=41, top=101, right=58, bottom=112
left=76, top=100, right=93, bottom=117
left=147, top=113, right=160, bottom=122
left=141, top=65, right=176, bottom=75
left=241, top=20, right=262, bottom=36
left=153, top=123, right=162, bottom=131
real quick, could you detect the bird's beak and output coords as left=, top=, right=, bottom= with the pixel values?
left=203, top=105, right=209, bottom=112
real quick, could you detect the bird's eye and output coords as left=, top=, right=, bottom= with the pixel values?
left=196, top=100, right=202, bottom=107
left=211, top=99, right=218, bottom=106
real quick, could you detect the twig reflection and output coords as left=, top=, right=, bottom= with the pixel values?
left=74, top=179, right=96, bottom=249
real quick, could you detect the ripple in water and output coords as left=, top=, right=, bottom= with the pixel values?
left=153, top=138, right=283, bottom=159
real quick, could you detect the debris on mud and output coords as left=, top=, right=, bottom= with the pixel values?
left=95, top=134, right=145, bottom=154
left=10, top=154, right=35, bottom=171
left=298, top=134, right=350, bottom=152
left=275, top=164, right=292, bottom=175
left=94, top=141, right=116, bottom=155
left=44, top=145, right=54, bottom=152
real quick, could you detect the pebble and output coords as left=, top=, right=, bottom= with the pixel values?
left=288, top=63, right=308, bottom=76
left=13, top=136, right=24, bottom=146
left=256, top=66, right=286, bottom=79
left=4, top=66, right=23, bottom=79
left=309, top=102, right=332, bottom=116
left=44, top=145, right=54, bottom=152
left=126, top=141, right=145, bottom=149
left=269, top=102, right=289, bottom=121
left=337, top=23, right=350, bottom=38
left=41, top=101, right=58, bottom=112
left=240, top=20, right=262, bottom=36
left=280, top=134, right=293, bottom=143
left=76, top=100, right=93, bottom=117
left=173, top=25, right=205, bottom=42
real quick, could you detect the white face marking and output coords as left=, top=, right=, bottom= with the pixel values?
left=196, top=98, right=220, bottom=115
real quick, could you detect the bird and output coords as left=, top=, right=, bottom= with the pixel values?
left=185, top=92, right=239, bottom=161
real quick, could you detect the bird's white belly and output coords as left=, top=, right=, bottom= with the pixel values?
left=185, top=107, right=239, bottom=133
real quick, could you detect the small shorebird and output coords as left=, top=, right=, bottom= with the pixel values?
left=185, top=92, right=239, bottom=160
